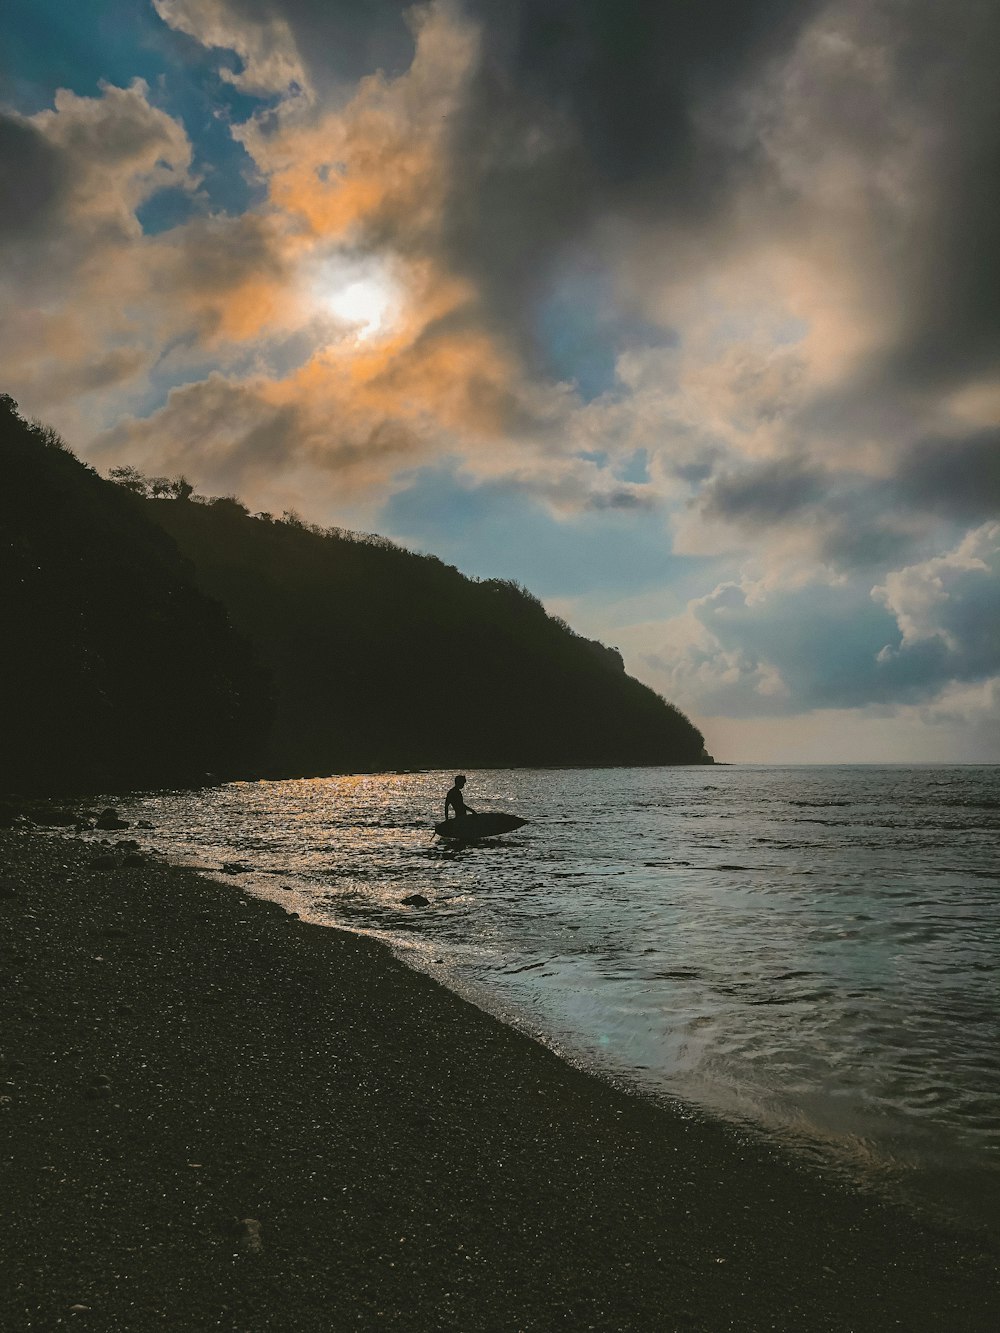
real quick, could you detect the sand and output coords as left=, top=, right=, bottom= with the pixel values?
left=1, top=827, right=997, bottom=1331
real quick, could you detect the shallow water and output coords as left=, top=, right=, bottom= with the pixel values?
left=103, top=764, right=1000, bottom=1235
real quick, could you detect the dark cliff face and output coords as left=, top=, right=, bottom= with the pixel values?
left=0, top=397, right=272, bottom=795
left=148, top=495, right=710, bottom=775
left=3, top=393, right=709, bottom=793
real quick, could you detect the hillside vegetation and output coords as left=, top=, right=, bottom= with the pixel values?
left=1, top=396, right=271, bottom=795
left=3, top=395, right=710, bottom=793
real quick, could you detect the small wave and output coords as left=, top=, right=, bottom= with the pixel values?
left=789, top=799, right=854, bottom=807
left=502, top=957, right=558, bottom=975
left=934, top=798, right=1000, bottom=810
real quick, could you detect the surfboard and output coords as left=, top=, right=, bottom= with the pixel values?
left=434, top=812, right=527, bottom=841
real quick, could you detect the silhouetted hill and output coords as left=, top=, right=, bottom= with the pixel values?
left=143, top=493, right=711, bottom=774
left=1, top=397, right=271, bottom=795
left=3, top=395, right=710, bottom=793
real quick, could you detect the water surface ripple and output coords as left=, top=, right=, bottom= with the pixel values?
left=108, top=764, right=1000, bottom=1235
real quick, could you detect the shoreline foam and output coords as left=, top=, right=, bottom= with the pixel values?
left=2, top=829, right=997, bottom=1330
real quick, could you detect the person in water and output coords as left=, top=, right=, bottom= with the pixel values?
left=444, top=774, right=476, bottom=821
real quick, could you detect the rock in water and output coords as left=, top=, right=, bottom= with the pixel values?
left=95, top=808, right=130, bottom=831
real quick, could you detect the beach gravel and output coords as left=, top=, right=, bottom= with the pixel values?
left=1, top=829, right=997, bottom=1331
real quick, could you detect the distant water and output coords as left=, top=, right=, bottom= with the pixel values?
left=103, top=765, right=1000, bottom=1236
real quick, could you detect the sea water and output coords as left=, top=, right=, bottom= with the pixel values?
left=101, top=765, right=1000, bottom=1236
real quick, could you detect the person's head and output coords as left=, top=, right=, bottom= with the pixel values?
left=454, top=774, right=466, bottom=788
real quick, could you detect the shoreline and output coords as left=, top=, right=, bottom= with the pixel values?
left=2, top=829, right=998, bottom=1330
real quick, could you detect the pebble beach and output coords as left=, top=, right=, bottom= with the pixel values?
left=2, top=827, right=998, bottom=1331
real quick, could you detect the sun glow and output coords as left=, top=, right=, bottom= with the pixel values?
left=312, top=256, right=401, bottom=340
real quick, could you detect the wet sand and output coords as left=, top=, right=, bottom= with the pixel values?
left=1, top=828, right=997, bottom=1331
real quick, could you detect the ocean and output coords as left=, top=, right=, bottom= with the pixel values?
left=99, top=764, right=1000, bottom=1238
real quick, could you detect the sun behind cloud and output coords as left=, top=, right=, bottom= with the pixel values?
left=309, top=254, right=403, bottom=341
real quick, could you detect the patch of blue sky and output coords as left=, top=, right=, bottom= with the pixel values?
left=136, top=185, right=197, bottom=235
left=620, top=449, right=649, bottom=484
left=199, top=331, right=322, bottom=385
left=3, top=1, right=266, bottom=221
left=138, top=91, right=266, bottom=225
left=381, top=465, right=693, bottom=599
left=533, top=267, right=677, bottom=401
left=577, top=449, right=610, bottom=468
left=575, top=448, right=649, bottom=486
left=143, top=57, right=269, bottom=220
left=123, top=324, right=318, bottom=424
left=2, top=1, right=168, bottom=110
left=116, top=345, right=226, bottom=425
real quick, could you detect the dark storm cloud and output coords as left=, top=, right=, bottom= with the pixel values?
left=471, top=0, right=817, bottom=193
left=439, top=0, right=821, bottom=348
left=197, top=0, right=416, bottom=88
left=881, top=2, right=1000, bottom=388
left=816, top=512, right=921, bottom=574
left=699, top=458, right=827, bottom=525
left=697, top=444, right=998, bottom=574
left=455, top=0, right=1000, bottom=415
left=0, top=112, right=66, bottom=237
left=698, top=453, right=958, bottom=575
left=897, top=431, right=1000, bottom=522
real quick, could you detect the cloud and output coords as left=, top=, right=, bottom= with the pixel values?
left=700, top=458, right=827, bottom=526
left=153, top=0, right=310, bottom=96
left=642, top=519, right=1000, bottom=730
left=873, top=522, right=1000, bottom=669
left=233, top=2, right=478, bottom=250
left=641, top=521, right=1000, bottom=725
left=29, top=79, right=195, bottom=239
left=896, top=431, right=1000, bottom=522
left=177, top=0, right=420, bottom=94
left=643, top=576, right=894, bottom=717
left=0, top=113, right=67, bottom=238
left=0, top=81, right=199, bottom=434
left=916, top=676, right=1000, bottom=757
left=92, top=371, right=394, bottom=501
left=155, top=211, right=295, bottom=341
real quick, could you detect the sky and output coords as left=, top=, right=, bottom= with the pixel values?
left=2, top=0, right=999, bottom=763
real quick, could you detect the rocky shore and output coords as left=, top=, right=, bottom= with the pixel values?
left=1, top=828, right=997, bottom=1331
